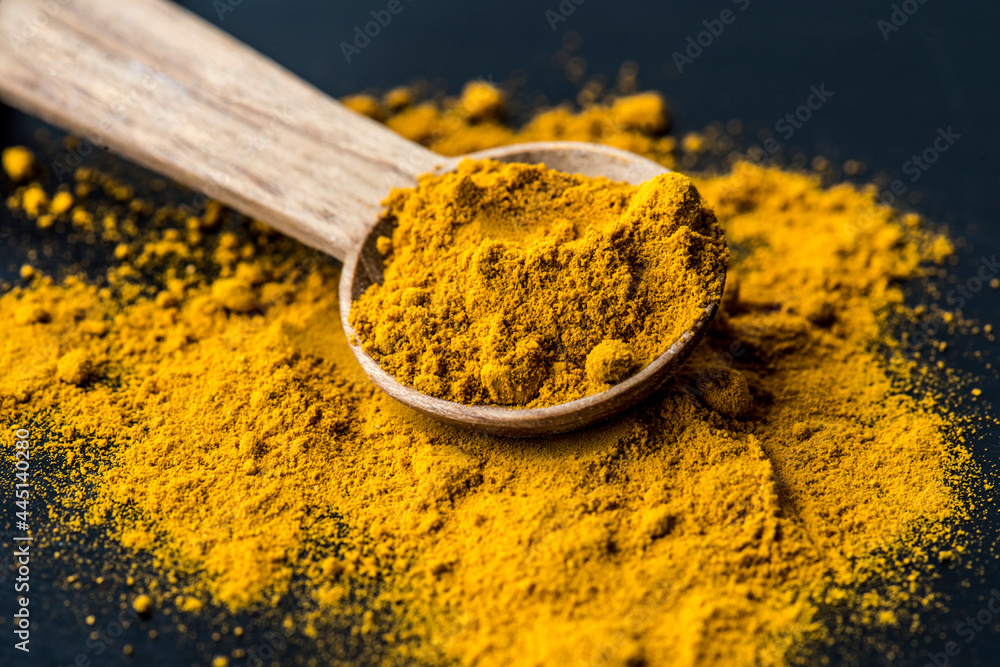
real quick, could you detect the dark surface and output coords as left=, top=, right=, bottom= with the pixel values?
left=2, top=1, right=999, bottom=665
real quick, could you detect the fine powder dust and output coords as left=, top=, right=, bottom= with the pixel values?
left=0, top=84, right=984, bottom=666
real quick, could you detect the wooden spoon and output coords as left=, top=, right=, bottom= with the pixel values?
left=0, top=0, right=723, bottom=436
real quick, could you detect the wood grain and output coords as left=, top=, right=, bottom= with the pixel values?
left=0, top=0, right=441, bottom=260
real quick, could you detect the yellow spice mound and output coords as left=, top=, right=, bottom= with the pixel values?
left=365, top=87, right=675, bottom=165
left=350, top=159, right=727, bottom=407
left=0, top=82, right=976, bottom=667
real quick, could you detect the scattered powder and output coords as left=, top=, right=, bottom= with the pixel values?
left=0, top=82, right=985, bottom=666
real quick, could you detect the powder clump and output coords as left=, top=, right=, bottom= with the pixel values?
left=2, top=145, right=34, bottom=181
left=56, top=348, right=98, bottom=385
left=586, top=338, right=637, bottom=386
left=697, top=365, right=752, bottom=418
left=612, top=91, right=670, bottom=133
left=132, top=594, right=154, bottom=617
left=211, top=276, right=257, bottom=312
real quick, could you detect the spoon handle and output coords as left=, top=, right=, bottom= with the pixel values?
left=0, top=0, right=440, bottom=260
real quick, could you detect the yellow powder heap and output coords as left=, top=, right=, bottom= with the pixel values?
left=356, top=84, right=676, bottom=165
left=0, top=81, right=984, bottom=667
left=350, top=159, right=727, bottom=406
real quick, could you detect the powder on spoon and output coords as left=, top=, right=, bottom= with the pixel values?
left=348, top=158, right=728, bottom=407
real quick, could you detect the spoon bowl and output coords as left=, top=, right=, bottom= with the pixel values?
left=340, top=141, right=725, bottom=436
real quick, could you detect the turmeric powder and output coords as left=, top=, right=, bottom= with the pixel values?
left=1, top=145, right=34, bottom=181
left=381, top=86, right=676, bottom=165
left=350, top=159, right=727, bottom=406
left=0, top=82, right=986, bottom=667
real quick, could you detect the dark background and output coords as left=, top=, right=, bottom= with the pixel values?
left=2, top=1, right=998, bottom=665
